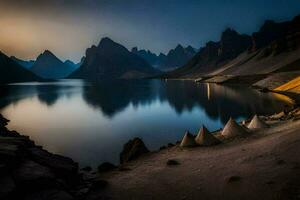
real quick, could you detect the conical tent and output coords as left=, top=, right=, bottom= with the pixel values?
left=195, top=125, right=220, bottom=146
left=180, top=131, right=197, bottom=147
left=221, top=118, right=248, bottom=138
left=248, top=115, right=269, bottom=129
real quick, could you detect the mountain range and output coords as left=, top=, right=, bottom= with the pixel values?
left=69, top=37, right=160, bottom=80
left=131, top=45, right=196, bottom=71
left=0, top=51, right=40, bottom=83
left=10, top=56, right=35, bottom=69
left=166, top=14, right=300, bottom=87
left=30, top=50, right=79, bottom=79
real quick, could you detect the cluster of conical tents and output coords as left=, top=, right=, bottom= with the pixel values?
left=180, top=114, right=269, bottom=148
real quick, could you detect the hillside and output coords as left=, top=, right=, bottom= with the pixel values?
left=0, top=51, right=40, bottom=84
left=165, top=15, right=300, bottom=84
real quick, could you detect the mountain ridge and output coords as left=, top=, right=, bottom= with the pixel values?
left=69, top=37, right=160, bottom=80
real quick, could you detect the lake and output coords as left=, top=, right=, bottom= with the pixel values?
left=0, top=79, right=292, bottom=167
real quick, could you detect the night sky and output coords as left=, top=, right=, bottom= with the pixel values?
left=1, top=0, right=300, bottom=62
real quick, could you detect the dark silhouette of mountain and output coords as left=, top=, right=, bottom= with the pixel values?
left=160, top=44, right=197, bottom=70
left=10, top=56, right=35, bottom=69
left=0, top=51, right=41, bottom=84
left=131, top=45, right=196, bottom=71
left=167, top=28, right=252, bottom=78
left=31, top=50, right=76, bottom=79
left=64, top=57, right=85, bottom=70
left=69, top=37, right=160, bottom=80
left=131, top=47, right=159, bottom=67
left=166, top=14, right=300, bottom=79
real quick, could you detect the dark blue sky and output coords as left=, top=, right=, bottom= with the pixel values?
left=1, top=0, right=300, bottom=62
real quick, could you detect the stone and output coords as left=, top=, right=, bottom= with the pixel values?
left=120, top=138, right=149, bottom=164
left=166, top=159, right=180, bottom=166
left=97, top=162, right=116, bottom=172
left=28, top=147, right=78, bottom=180
left=81, top=166, right=92, bottom=172
left=13, top=160, right=57, bottom=191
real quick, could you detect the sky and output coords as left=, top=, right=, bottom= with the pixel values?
left=0, top=0, right=300, bottom=62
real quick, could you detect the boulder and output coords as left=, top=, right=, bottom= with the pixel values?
left=120, top=138, right=149, bottom=164
left=13, top=160, right=57, bottom=191
left=28, top=147, right=78, bottom=180
left=97, top=162, right=116, bottom=172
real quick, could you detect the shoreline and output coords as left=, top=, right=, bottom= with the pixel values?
left=1, top=90, right=299, bottom=199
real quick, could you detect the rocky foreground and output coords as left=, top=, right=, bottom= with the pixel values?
left=1, top=102, right=300, bottom=200
left=0, top=115, right=92, bottom=200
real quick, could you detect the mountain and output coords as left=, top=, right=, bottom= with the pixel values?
left=64, top=57, right=85, bottom=69
left=69, top=37, right=160, bottom=80
left=131, top=45, right=196, bottom=71
left=160, top=44, right=197, bottom=70
left=166, top=14, right=300, bottom=80
left=31, top=50, right=77, bottom=79
left=131, top=47, right=159, bottom=67
left=10, top=56, right=35, bottom=69
left=0, top=51, right=40, bottom=83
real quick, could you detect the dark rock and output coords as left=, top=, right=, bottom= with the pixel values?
left=167, top=143, right=175, bottom=147
left=0, top=175, right=16, bottom=199
left=226, top=176, right=242, bottom=183
left=166, top=159, right=180, bottom=166
left=120, top=137, right=149, bottom=164
left=276, top=159, right=286, bottom=165
left=13, top=160, right=57, bottom=191
left=81, top=166, right=92, bottom=172
left=23, top=189, right=74, bottom=200
left=159, top=146, right=167, bottom=150
left=28, top=147, right=78, bottom=181
left=97, top=162, right=116, bottom=172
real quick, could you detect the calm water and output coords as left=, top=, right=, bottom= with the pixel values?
left=0, top=79, right=292, bottom=167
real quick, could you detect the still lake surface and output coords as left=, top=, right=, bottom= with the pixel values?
left=0, top=79, right=292, bottom=167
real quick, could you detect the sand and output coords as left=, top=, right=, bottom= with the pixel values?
left=86, top=115, right=300, bottom=200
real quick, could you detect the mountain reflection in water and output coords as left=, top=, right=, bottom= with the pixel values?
left=0, top=79, right=291, bottom=166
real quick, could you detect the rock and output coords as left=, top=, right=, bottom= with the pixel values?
left=28, top=147, right=78, bottom=181
left=0, top=114, right=9, bottom=127
left=120, top=138, right=149, bottom=164
left=0, top=142, right=23, bottom=168
left=226, top=176, right=242, bottom=183
left=24, top=189, right=74, bottom=200
left=167, top=143, right=175, bottom=147
left=166, top=159, right=180, bottom=166
left=97, top=162, right=116, bottom=172
left=81, top=166, right=92, bottom=172
left=0, top=175, right=16, bottom=199
left=159, top=146, right=167, bottom=150
left=13, top=160, right=57, bottom=191
left=90, top=179, right=108, bottom=190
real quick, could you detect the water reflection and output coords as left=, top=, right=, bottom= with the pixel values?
left=83, top=80, right=290, bottom=123
left=0, top=79, right=291, bottom=166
